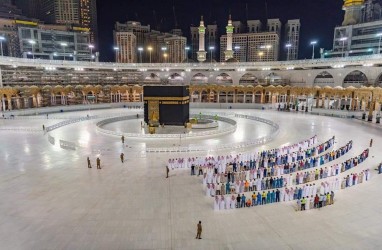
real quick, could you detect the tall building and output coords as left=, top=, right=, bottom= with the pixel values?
left=220, top=34, right=247, bottom=62
left=170, top=28, right=183, bottom=36
left=0, top=0, right=25, bottom=19
left=206, top=24, right=218, bottom=61
left=18, top=23, right=91, bottom=61
left=232, top=20, right=245, bottom=34
left=220, top=32, right=280, bottom=62
left=114, top=31, right=136, bottom=63
left=267, top=19, right=282, bottom=37
left=115, top=21, right=150, bottom=51
left=16, top=0, right=98, bottom=46
left=342, top=0, right=365, bottom=25
left=39, top=0, right=80, bottom=24
left=326, top=0, right=382, bottom=57
left=285, top=19, right=300, bottom=60
left=14, top=0, right=40, bottom=18
left=247, top=20, right=262, bottom=33
left=190, top=26, right=199, bottom=61
left=165, top=36, right=187, bottom=63
left=79, top=0, right=98, bottom=45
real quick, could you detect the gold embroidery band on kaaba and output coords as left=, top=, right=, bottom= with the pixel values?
left=143, top=96, right=190, bottom=101
left=160, top=100, right=190, bottom=105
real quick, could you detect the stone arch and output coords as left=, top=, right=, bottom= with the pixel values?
left=239, top=73, right=259, bottom=85
left=375, top=72, right=382, bottom=87
left=343, top=70, right=368, bottom=88
left=314, top=71, right=335, bottom=87
left=191, top=73, right=208, bottom=84
left=168, top=73, right=184, bottom=84
left=144, top=73, right=161, bottom=83
left=265, top=72, right=283, bottom=85
left=216, top=73, right=233, bottom=85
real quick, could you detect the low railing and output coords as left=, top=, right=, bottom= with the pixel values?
left=145, top=113, right=279, bottom=153
left=0, top=127, right=40, bottom=132
left=96, top=114, right=237, bottom=139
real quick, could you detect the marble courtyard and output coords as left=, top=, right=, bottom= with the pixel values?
left=0, top=106, right=381, bottom=250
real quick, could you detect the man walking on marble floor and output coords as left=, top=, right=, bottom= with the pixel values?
left=96, top=157, right=101, bottom=169
left=121, top=135, right=125, bottom=144
left=166, top=166, right=169, bottom=178
left=196, top=221, right=202, bottom=239
left=370, top=139, right=373, bottom=147
left=87, top=157, right=91, bottom=168
left=120, top=153, right=124, bottom=163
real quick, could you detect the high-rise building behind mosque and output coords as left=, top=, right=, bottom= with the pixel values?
left=15, top=0, right=98, bottom=47
left=326, top=0, right=382, bottom=57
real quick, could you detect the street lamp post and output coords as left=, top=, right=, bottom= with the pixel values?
left=266, top=45, right=272, bottom=61
left=88, top=44, right=94, bottom=61
left=138, top=47, right=143, bottom=63
left=258, top=51, right=264, bottom=61
left=260, top=45, right=272, bottom=61
left=234, top=45, right=240, bottom=61
left=161, top=47, right=167, bottom=63
left=209, top=46, right=215, bottom=63
left=285, top=43, right=292, bottom=61
left=185, top=46, right=190, bottom=63
left=60, top=42, right=68, bottom=60
left=148, top=46, right=153, bottom=63
left=0, top=36, right=5, bottom=56
left=113, top=46, right=119, bottom=62
left=377, top=33, right=382, bottom=54
left=29, top=40, right=36, bottom=59
left=310, top=41, right=317, bottom=59
left=339, top=37, right=348, bottom=57
left=163, top=53, right=168, bottom=63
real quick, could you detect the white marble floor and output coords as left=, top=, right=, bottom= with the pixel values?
left=0, top=109, right=382, bottom=250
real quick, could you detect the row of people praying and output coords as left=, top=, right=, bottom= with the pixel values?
left=168, top=135, right=319, bottom=170
left=298, top=192, right=335, bottom=211
left=201, top=140, right=354, bottom=189
left=204, top=148, right=368, bottom=198
left=299, top=169, right=371, bottom=211
left=213, top=178, right=340, bottom=210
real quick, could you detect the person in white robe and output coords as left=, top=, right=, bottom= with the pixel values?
left=230, top=195, right=236, bottom=209
left=219, top=196, right=226, bottom=210
left=214, top=196, right=219, bottom=211
left=206, top=184, right=211, bottom=196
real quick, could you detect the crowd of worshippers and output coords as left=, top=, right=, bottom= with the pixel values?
left=213, top=179, right=339, bottom=210
left=298, top=169, right=371, bottom=211
left=213, top=168, right=371, bottom=211
left=168, top=135, right=319, bottom=170
left=204, top=147, right=367, bottom=198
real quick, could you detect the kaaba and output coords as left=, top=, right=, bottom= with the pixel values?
left=144, top=86, right=190, bottom=126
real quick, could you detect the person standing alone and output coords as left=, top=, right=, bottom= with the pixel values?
left=87, top=157, right=91, bottom=168
left=166, top=166, right=169, bottom=178
left=96, top=157, right=101, bottom=169
left=195, top=221, right=202, bottom=239
left=120, top=153, right=124, bottom=163
left=121, top=135, right=125, bottom=144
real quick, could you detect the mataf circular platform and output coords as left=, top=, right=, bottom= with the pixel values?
left=96, top=114, right=236, bottom=139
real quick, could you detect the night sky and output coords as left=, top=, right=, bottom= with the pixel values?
left=97, top=0, right=344, bottom=62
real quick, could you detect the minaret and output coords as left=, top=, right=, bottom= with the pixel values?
left=197, top=16, right=207, bottom=62
left=342, top=0, right=365, bottom=26
left=224, top=14, right=234, bottom=61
